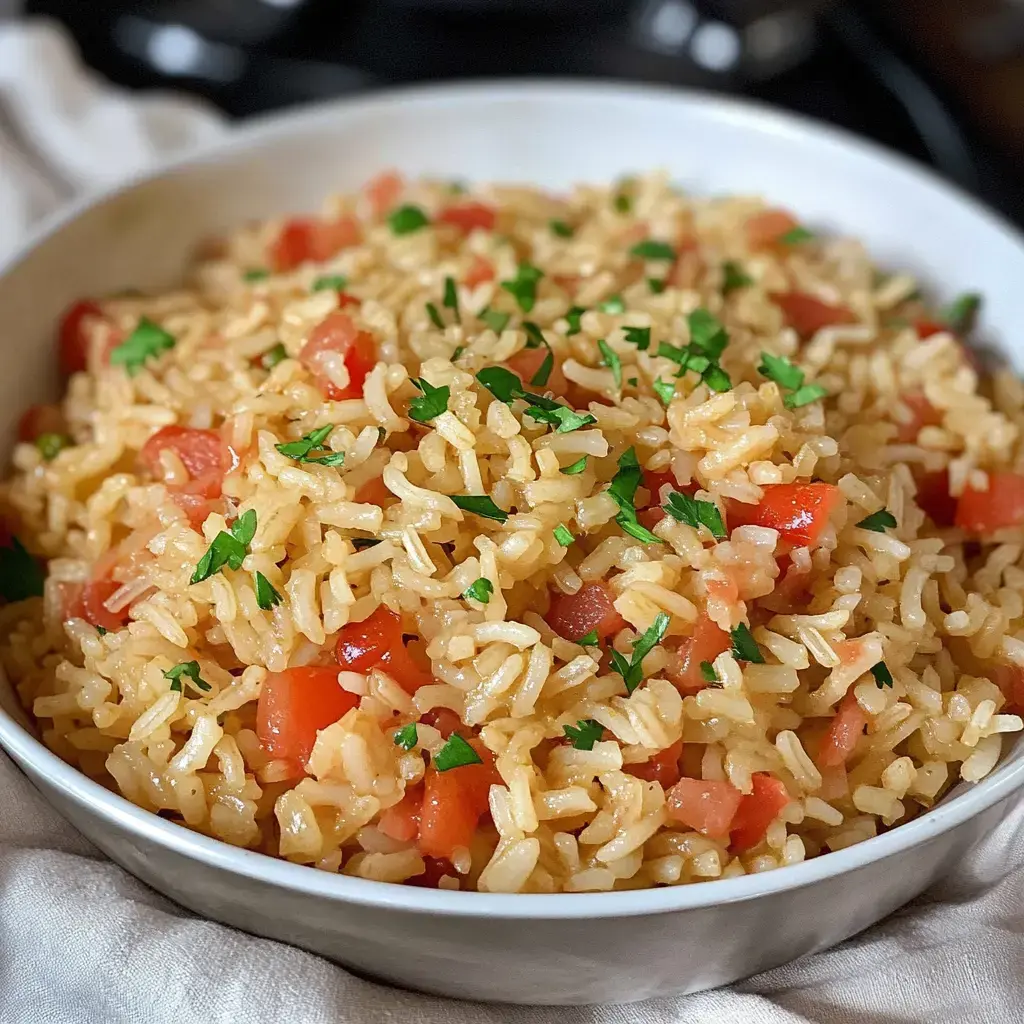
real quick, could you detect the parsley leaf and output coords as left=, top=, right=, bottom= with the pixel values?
left=550, top=219, right=574, bottom=238
left=564, top=306, right=586, bottom=336
left=425, top=302, right=445, bottom=329
left=722, top=261, right=753, bottom=294
left=663, top=490, right=726, bottom=539
left=451, top=495, right=508, bottom=522
left=463, top=578, right=494, bottom=604
left=758, top=351, right=805, bottom=391
left=522, top=322, right=554, bottom=387
left=476, top=366, right=594, bottom=432
left=702, top=365, right=733, bottom=393
left=501, top=263, right=544, bottom=313
left=451, top=346, right=465, bottom=362
left=260, top=343, right=287, bottom=370
left=523, top=404, right=596, bottom=434
left=856, top=508, right=897, bottom=533
left=0, top=537, right=44, bottom=601
left=554, top=524, right=574, bottom=547
left=110, top=318, right=176, bottom=376
left=443, top=276, right=460, bottom=324
left=779, top=226, right=814, bottom=246
left=598, top=295, right=625, bottom=315
left=648, top=278, right=666, bottom=294
left=598, top=339, right=622, bottom=388
left=190, top=510, right=257, bottom=584
left=433, top=733, right=483, bottom=772
left=312, top=274, right=347, bottom=292
left=560, top=456, right=588, bottom=475
left=394, top=723, right=418, bottom=750
left=254, top=571, right=282, bottom=610
left=479, top=307, right=511, bottom=334
left=730, top=623, right=765, bottom=664
left=608, top=447, right=661, bottom=545
left=653, top=378, right=676, bottom=407
left=36, top=433, right=70, bottom=461
left=941, top=292, right=982, bottom=334
left=388, top=204, right=430, bottom=235
left=96, top=626, right=108, bottom=636
left=613, top=193, right=632, bottom=213
left=275, top=424, right=344, bottom=466
left=784, top=383, right=828, bottom=409
left=700, top=660, right=718, bottom=683
left=164, top=660, right=211, bottom=693
left=630, top=240, right=676, bottom=261
left=871, top=662, right=894, bottom=689
left=623, top=326, right=651, bottom=351
left=576, top=629, right=600, bottom=647
left=243, top=268, right=269, bottom=282
left=476, top=366, right=522, bottom=403
left=687, top=309, right=729, bottom=361
left=610, top=612, right=671, bottom=694
left=563, top=719, right=603, bottom=750
left=408, top=378, right=451, bottom=423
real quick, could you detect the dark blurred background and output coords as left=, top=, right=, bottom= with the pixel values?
left=23, top=0, right=1024, bottom=225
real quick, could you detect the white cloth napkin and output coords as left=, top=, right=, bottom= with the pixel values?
left=1, top=19, right=1022, bottom=1024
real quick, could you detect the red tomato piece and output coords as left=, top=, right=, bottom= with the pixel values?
left=463, top=254, right=495, bottom=288
left=378, top=784, right=423, bottom=843
left=335, top=605, right=403, bottom=672
left=896, top=393, right=943, bottom=443
left=773, top=292, right=855, bottom=338
left=58, top=299, right=102, bottom=375
left=140, top=426, right=230, bottom=498
left=727, top=482, right=841, bottom=548
left=420, top=707, right=463, bottom=739
left=365, top=171, right=403, bottom=217
left=336, top=293, right=360, bottom=309
left=915, top=317, right=947, bottom=339
left=171, top=492, right=227, bottom=531
left=300, top=312, right=377, bottom=401
left=641, top=469, right=677, bottom=505
left=17, top=404, right=65, bottom=443
left=545, top=581, right=626, bottom=643
left=993, top=665, right=1024, bottom=716
left=256, top=666, right=360, bottom=772
left=664, top=613, right=731, bottom=696
left=955, top=472, right=1024, bottom=533
left=380, top=643, right=434, bottom=695
left=666, top=777, right=743, bottom=838
left=915, top=469, right=957, bottom=528
left=353, top=477, right=392, bottom=507
left=729, top=773, right=791, bottom=853
left=630, top=739, right=683, bottom=788
left=69, top=576, right=130, bottom=632
left=745, top=210, right=799, bottom=250
left=818, top=689, right=869, bottom=769
left=506, top=347, right=569, bottom=397
left=270, top=216, right=361, bottom=272
left=438, top=202, right=497, bottom=234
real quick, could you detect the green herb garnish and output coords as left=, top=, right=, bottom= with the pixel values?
left=613, top=193, right=632, bottom=214
left=563, top=719, right=603, bottom=751
left=730, top=623, right=764, bottom=664
left=426, top=302, right=445, bottom=329
left=275, top=424, right=345, bottom=466
left=388, top=204, right=430, bottom=235
left=609, top=612, right=670, bottom=694
left=653, top=378, right=676, bottom=407
left=622, top=326, right=651, bottom=351
left=758, top=351, right=804, bottom=391
left=663, top=491, right=726, bottom=540
left=598, top=295, right=625, bottom=315
left=608, top=447, right=660, bottom=545
left=565, top=306, right=586, bottom=336
left=941, top=292, right=982, bottom=334
left=394, top=723, right=418, bottom=750
left=96, top=626, right=108, bottom=636
left=856, top=508, right=897, bottom=533
left=699, top=661, right=718, bottom=683
left=463, top=577, right=494, bottom=604
left=476, top=367, right=595, bottom=432
left=522, top=322, right=554, bottom=387
left=687, top=309, right=729, bottom=360
left=476, top=366, right=522, bottom=404
left=243, top=268, right=269, bottom=282
left=550, top=219, right=574, bottom=238
left=722, top=261, right=753, bottom=294
left=871, top=662, right=894, bottom=689
left=779, top=226, right=814, bottom=246
left=260, top=343, right=288, bottom=370
left=501, top=263, right=544, bottom=313
left=433, top=733, right=483, bottom=772
left=630, top=240, right=676, bottom=261
left=553, top=524, right=574, bottom=547
left=164, top=660, right=211, bottom=693
left=648, top=278, right=666, bottom=294
left=254, top=571, right=282, bottom=610
left=110, top=318, right=176, bottom=376
left=408, top=378, right=451, bottom=423
left=451, top=495, right=508, bottom=522
left=36, top=433, right=70, bottom=461
left=479, top=307, right=511, bottom=334
left=785, top=384, right=828, bottom=409
left=561, top=456, right=588, bottom=475
left=0, top=537, right=44, bottom=601
left=451, top=346, right=465, bottom=362
left=598, top=339, right=622, bottom=389
left=443, top=276, right=460, bottom=324
left=190, top=509, right=257, bottom=584
left=312, top=274, right=347, bottom=292
left=577, top=629, right=600, bottom=647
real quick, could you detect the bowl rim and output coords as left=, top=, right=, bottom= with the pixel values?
left=3, top=77, right=1024, bottom=921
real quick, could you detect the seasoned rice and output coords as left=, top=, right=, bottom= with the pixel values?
left=2, top=170, right=1023, bottom=893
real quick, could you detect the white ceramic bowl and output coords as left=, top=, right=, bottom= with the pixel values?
left=2, top=81, right=1024, bottom=1006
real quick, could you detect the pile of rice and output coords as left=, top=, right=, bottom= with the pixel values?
left=2, top=171, right=1023, bottom=894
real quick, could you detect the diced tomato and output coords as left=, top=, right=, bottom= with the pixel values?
left=955, top=472, right=1024, bottom=533
left=336, top=293, right=360, bottom=309
left=300, top=312, right=377, bottom=401
left=772, top=292, right=855, bottom=338
left=914, top=469, right=957, bottom=528
left=664, top=613, right=731, bottom=696
left=17, top=404, right=65, bottom=443
left=915, top=317, right=947, bottom=339
left=438, top=202, right=497, bottom=234
left=729, top=773, right=791, bottom=853
left=993, top=664, right=1024, bottom=716
left=745, top=210, right=799, bottom=250
left=270, top=216, right=361, bottom=273
left=171, top=492, right=227, bottom=531
left=353, top=477, right=392, bottom=507
left=378, top=784, right=423, bottom=843
left=464, top=254, right=496, bottom=288
left=545, top=581, right=626, bottom=643
left=506, top=347, right=568, bottom=397
left=420, top=708, right=463, bottom=739
left=365, top=171, right=403, bottom=217
left=641, top=469, right=676, bottom=504
left=140, top=426, right=230, bottom=498
left=256, top=665, right=360, bottom=773
left=727, top=482, right=841, bottom=548
left=408, top=856, right=453, bottom=888
left=818, top=689, right=869, bottom=769
left=335, top=604, right=433, bottom=693
left=666, top=777, right=743, bottom=838
left=896, top=393, right=943, bottom=443
left=58, top=299, right=102, bottom=375
left=73, top=576, right=130, bottom=632
left=630, top=739, right=683, bottom=788
left=419, top=738, right=500, bottom=859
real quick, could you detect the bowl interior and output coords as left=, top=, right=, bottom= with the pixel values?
left=1, top=81, right=1023, bottom=910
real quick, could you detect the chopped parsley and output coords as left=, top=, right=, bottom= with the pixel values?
left=164, top=660, right=211, bottom=693
left=722, top=261, right=753, bottom=294
left=254, top=571, right=282, bottom=610
left=476, top=367, right=595, bottom=433
left=630, top=240, right=676, bottom=261
left=627, top=376, right=638, bottom=387
left=442, top=276, right=460, bottom=324
left=702, top=365, right=732, bottom=393
left=553, top=524, right=574, bottom=547
left=190, top=509, right=257, bottom=584
left=663, top=490, right=726, bottom=539
left=36, top=433, right=70, bottom=461
left=394, top=723, right=418, bottom=750
left=576, top=629, right=600, bottom=647
left=653, top=378, right=676, bottom=407
left=524, top=403, right=595, bottom=434
left=648, top=278, right=667, bottom=294
left=433, top=733, right=483, bottom=772
left=598, top=295, right=625, bottom=315
left=451, top=495, right=508, bottom=522
left=549, top=219, right=574, bottom=238
left=96, top=626, right=108, bottom=636
left=785, top=384, right=829, bottom=409
left=563, top=719, right=603, bottom=751
left=610, top=612, right=670, bottom=694
left=699, top=660, right=718, bottom=683
left=312, top=274, right=347, bottom=292
left=871, top=662, right=894, bottom=689
left=522, top=322, right=554, bottom=387
left=260, top=343, right=288, bottom=370
left=388, top=204, right=430, bottom=235
left=941, top=292, right=982, bottom=334
left=608, top=447, right=660, bottom=545
left=476, top=366, right=522, bottom=404
left=425, top=302, right=445, bottom=329
left=463, top=578, right=494, bottom=604
left=560, top=456, right=588, bottom=475
left=451, top=346, right=465, bottom=362
left=687, top=309, right=729, bottom=361
left=110, top=318, right=176, bottom=376
left=730, top=623, right=765, bottom=664
left=778, top=226, right=815, bottom=246
left=856, top=508, right=897, bottom=533
left=598, top=339, right=622, bottom=389
left=622, top=326, right=651, bottom=351
left=501, top=263, right=544, bottom=313
left=0, top=537, right=44, bottom=601
left=408, top=378, right=451, bottom=423
left=243, top=268, right=269, bottom=282
left=758, top=351, right=827, bottom=409
left=479, top=307, right=511, bottom=334
left=613, top=192, right=632, bottom=213
left=275, top=424, right=345, bottom=466
left=564, top=306, right=586, bottom=336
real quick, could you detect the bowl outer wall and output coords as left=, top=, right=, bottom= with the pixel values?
left=1, top=80, right=1023, bottom=1003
